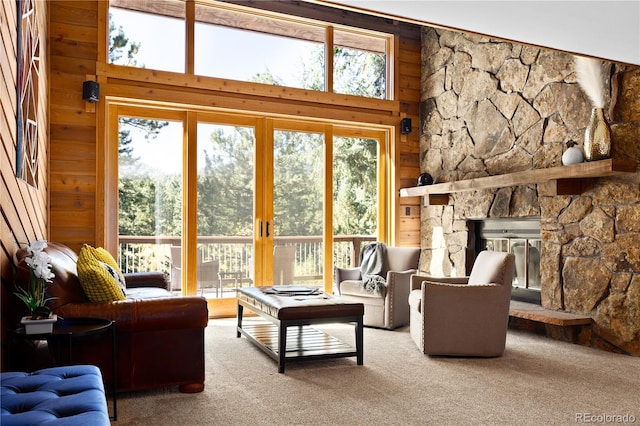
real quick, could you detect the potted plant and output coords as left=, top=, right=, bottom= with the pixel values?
left=15, top=239, right=58, bottom=334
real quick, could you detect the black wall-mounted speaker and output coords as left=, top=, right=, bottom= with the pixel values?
left=400, top=117, right=412, bottom=134
left=82, top=81, right=100, bottom=103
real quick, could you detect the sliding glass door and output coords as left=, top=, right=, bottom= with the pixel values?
left=196, top=120, right=255, bottom=298
left=332, top=130, right=385, bottom=269
left=272, top=126, right=325, bottom=286
left=117, top=111, right=184, bottom=285
left=111, top=104, right=389, bottom=315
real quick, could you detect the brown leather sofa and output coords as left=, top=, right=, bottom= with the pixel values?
left=14, top=243, right=208, bottom=393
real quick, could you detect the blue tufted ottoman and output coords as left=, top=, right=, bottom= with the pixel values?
left=1, top=365, right=110, bottom=425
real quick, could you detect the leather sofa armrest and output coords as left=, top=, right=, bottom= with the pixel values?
left=124, top=272, right=170, bottom=290
left=55, top=296, right=208, bottom=332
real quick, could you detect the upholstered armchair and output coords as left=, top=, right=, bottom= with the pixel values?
left=334, top=246, right=420, bottom=329
left=408, top=250, right=515, bottom=356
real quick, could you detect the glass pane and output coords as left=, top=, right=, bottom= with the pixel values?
left=528, top=240, right=542, bottom=290
left=273, top=130, right=324, bottom=286
left=197, top=123, right=255, bottom=299
left=195, top=21, right=324, bottom=90
left=109, top=4, right=185, bottom=73
left=332, top=137, right=378, bottom=268
left=512, top=239, right=542, bottom=290
left=334, top=45, right=386, bottom=99
left=117, top=118, right=182, bottom=287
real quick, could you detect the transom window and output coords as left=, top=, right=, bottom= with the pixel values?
left=108, top=0, right=392, bottom=99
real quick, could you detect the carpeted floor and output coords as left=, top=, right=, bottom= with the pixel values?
left=114, top=318, right=640, bottom=425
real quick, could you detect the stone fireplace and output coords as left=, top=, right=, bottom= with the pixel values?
left=418, top=27, right=640, bottom=355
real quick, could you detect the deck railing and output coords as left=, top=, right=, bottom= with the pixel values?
left=117, top=235, right=376, bottom=286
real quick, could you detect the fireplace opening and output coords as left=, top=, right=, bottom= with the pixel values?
left=473, top=218, right=541, bottom=305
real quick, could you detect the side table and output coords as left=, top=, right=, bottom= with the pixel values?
left=7, top=317, right=118, bottom=421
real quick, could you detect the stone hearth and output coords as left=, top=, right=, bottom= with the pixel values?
left=418, top=27, right=640, bottom=355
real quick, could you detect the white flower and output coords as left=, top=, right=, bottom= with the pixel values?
left=27, top=239, right=48, bottom=255
left=25, top=251, right=54, bottom=282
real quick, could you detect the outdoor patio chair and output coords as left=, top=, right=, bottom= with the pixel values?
left=170, top=246, right=221, bottom=295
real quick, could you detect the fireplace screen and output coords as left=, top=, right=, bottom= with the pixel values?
left=476, top=218, right=541, bottom=302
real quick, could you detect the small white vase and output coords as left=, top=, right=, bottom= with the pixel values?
left=21, top=314, right=58, bottom=334
left=562, top=144, right=584, bottom=165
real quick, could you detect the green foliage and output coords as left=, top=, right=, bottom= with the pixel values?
left=14, top=284, right=52, bottom=320
left=109, top=13, right=140, bottom=67
left=273, top=131, right=324, bottom=236
left=334, top=46, right=386, bottom=99
left=301, top=45, right=326, bottom=91
left=198, top=127, right=254, bottom=236
left=250, top=70, right=285, bottom=86
left=333, top=137, right=378, bottom=235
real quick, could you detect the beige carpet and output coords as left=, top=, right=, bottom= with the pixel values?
left=114, top=318, right=640, bottom=425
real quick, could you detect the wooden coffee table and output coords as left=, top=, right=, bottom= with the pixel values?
left=236, top=286, right=364, bottom=373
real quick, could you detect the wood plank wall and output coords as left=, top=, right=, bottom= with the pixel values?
left=49, top=0, right=98, bottom=249
left=396, top=34, right=421, bottom=246
left=1, top=0, right=49, bottom=368
left=46, top=0, right=421, bottom=252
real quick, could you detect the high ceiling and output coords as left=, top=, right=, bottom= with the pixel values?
left=311, top=1, right=640, bottom=66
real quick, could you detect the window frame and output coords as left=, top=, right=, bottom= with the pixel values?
left=107, top=0, right=394, bottom=99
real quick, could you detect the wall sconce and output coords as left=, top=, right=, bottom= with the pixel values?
left=82, top=81, right=100, bottom=103
left=400, top=117, right=412, bottom=134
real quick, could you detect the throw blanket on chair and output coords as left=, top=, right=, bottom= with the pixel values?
left=360, top=242, right=387, bottom=295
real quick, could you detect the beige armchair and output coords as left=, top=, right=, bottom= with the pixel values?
left=408, top=250, right=515, bottom=356
left=334, top=246, right=420, bottom=329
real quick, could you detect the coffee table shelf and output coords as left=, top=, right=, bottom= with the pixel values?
left=241, top=322, right=358, bottom=360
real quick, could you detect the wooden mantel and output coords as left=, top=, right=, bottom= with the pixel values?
left=399, top=159, right=639, bottom=205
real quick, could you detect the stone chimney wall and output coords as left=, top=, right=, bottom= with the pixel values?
left=419, top=27, right=640, bottom=355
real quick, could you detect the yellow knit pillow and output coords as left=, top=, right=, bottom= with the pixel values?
left=77, top=244, right=126, bottom=302
left=92, top=246, right=126, bottom=290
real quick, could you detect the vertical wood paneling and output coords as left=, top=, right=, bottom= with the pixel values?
left=48, top=0, right=98, bottom=251
left=1, top=0, right=49, bottom=370
left=395, top=29, right=421, bottom=247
